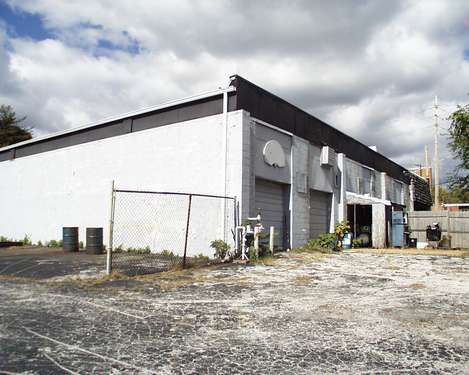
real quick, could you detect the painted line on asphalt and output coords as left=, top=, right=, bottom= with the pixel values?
left=48, top=293, right=147, bottom=320
left=24, top=327, right=157, bottom=374
left=0, top=258, right=31, bottom=274
left=42, top=352, right=80, bottom=375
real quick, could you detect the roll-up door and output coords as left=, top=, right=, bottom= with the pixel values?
left=310, top=190, right=332, bottom=239
left=255, top=179, right=289, bottom=249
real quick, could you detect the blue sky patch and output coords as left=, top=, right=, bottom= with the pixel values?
left=97, top=35, right=141, bottom=55
left=0, top=2, right=52, bottom=40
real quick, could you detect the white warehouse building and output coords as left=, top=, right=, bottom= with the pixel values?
left=0, top=76, right=431, bottom=255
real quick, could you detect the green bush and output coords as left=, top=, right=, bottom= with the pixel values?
left=0, top=235, right=10, bottom=242
left=305, top=233, right=337, bottom=252
left=248, top=246, right=258, bottom=261
left=161, top=249, right=177, bottom=258
left=352, top=239, right=361, bottom=248
left=195, top=253, right=209, bottom=262
left=126, top=246, right=151, bottom=254
left=210, top=239, right=231, bottom=259
left=37, top=240, right=43, bottom=247
left=48, top=239, right=62, bottom=248
left=334, top=220, right=351, bottom=251
left=23, top=235, right=32, bottom=246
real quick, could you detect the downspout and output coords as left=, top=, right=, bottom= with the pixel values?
left=222, top=90, right=228, bottom=242
left=289, top=138, right=294, bottom=250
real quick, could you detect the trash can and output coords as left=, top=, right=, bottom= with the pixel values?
left=343, top=233, right=352, bottom=249
left=63, top=227, right=79, bottom=252
left=409, top=238, right=417, bottom=248
left=86, top=227, right=103, bottom=254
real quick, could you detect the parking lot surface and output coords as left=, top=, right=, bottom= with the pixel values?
left=1, top=252, right=468, bottom=374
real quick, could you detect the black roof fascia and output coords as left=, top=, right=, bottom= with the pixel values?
left=230, top=75, right=411, bottom=183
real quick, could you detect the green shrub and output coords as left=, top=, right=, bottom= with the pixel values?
left=248, top=246, right=258, bottom=261
left=305, top=233, right=337, bottom=252
left=23, top=235, right=32, bottom=246
left=113, top=245, right=124, bottom=253
left=37, top=240, right=43, bottom=247
left=352, top=239, right=361, bottom=248
left=195, top=253, right=209, bottom=262
left=334, top=220, right=351, bottom=251
left=79, top=241, right=84, bottom=249
left=161, top=249, right=176, bottom=258
left=126, top=246, right=151, bottom=254
left=210, top=239, right=231, bottom=259
left=48, top=239, right=62, bottom=248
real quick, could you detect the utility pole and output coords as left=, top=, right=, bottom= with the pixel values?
left=433, top=95, right=440, bottom=210
left=424, top=145, right=429, bottom=167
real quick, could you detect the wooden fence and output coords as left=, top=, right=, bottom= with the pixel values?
left=408, top=211, right=469, bottom=249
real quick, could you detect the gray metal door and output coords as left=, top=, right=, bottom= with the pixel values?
left=255, top=179, right=288, bottom=249
left=310, top=190, right=332, bottom=239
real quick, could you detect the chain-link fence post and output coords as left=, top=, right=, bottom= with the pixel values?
left=106, top=180, right=116, bottom=275
left=182, top=194, right=192, bottom=268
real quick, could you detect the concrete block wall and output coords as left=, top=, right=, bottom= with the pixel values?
left=239, top=111, right=253, bottom=221
left=0, top=111, right=245, bottom=256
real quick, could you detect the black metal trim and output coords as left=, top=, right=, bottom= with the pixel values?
left=0, top=92, right=236, bottom=162
left=230, top=75, right=411, bottom=184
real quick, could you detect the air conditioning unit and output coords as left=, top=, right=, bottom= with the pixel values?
left=320, top=146, right=336, bottom=167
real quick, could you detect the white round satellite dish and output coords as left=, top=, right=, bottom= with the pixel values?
left=263, top=140, right=286, bottom=168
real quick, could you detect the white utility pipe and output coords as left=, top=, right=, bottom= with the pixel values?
left=221, top=89, right=229, bottom=242
left=269, top=226, right=275, bottom=255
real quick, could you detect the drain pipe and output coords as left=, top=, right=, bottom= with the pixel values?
left=221, top=89, right=229, bottom=242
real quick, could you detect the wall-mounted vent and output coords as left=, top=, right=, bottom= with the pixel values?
left=320, top=146, right=336, bottom=167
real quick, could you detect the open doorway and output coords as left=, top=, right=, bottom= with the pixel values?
left=347, top=204, right=372, bottom=247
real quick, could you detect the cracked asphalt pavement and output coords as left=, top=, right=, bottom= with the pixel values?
left=1, top=252, right=468, bottom=374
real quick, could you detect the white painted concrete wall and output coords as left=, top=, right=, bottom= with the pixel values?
left=0, top=111, right=245, bottom=257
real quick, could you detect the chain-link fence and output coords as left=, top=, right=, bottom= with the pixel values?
left=108, top=188, right=237, bottom=276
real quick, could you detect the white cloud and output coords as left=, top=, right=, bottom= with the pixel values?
left=1, top=0, right=469, bottom=179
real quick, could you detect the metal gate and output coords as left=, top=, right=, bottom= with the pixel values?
left=108, top=185, right=237, bottom=276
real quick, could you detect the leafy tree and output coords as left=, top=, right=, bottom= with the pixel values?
left=0, top=105, right=33, bottom=147
left=431, top=185, right=469, bottom=204
left=447, top=104, right=469, bottom=200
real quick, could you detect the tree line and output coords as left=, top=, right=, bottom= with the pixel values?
left=0, top=105, right=32, bottom=148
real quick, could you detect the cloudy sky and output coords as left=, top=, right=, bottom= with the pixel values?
left=0, top=0, right=468, bottom=178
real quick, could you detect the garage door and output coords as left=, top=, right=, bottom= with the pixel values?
left=255, top=179, right=288, bottom=249
left=310, top=190, right=332, bottom=239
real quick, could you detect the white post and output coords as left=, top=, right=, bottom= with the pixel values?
left=254, top=226, right=260, bottom=258
left=241, top=227, right=248, bottom=260
left=337, top=153, right=347, bottom=222
left=106, top=180, right=115, bottom=275
left=409, top=178, right=415, bottom=212
left=381, top=172, right=387, bottom=200
left=269, top=226, right=275, bottom=255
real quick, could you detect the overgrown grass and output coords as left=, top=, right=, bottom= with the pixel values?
left=405, top=282, right=426, bottom=290
left=250, top=255, right=279, bottom=266
left=293, top=275, right=315, bottom=285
